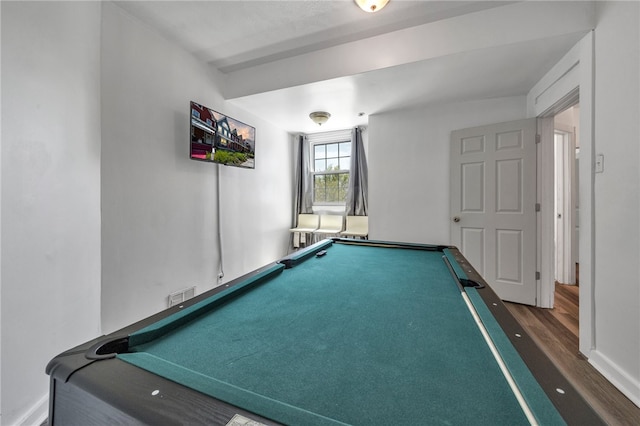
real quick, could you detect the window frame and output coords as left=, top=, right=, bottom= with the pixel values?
left=309, top=135, right=352, bottom=206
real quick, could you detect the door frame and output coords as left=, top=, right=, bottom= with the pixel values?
left=537, top=90, right=579, bottom=308
left=554, top=126, right=577, bottom=286
left=528, top=32, right=594, bottom=357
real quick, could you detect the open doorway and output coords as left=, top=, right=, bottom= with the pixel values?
left=551, top=104, right=580, bottom=335
left=554, top=105, right=579, bottom=287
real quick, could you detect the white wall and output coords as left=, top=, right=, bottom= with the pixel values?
left=213, top=103, right=294, bottom=281
left=589, top=0, right=640, bottom=406
left=100, top=3, right=292, bottom=333
left=0, top=2, right=292, bottom=423
left=368, top=96, right=527, bottom=244
left=1, top=2, right=102, bottom=424
left=526, top=2, right=640, bottom=405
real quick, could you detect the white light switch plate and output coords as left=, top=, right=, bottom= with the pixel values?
left=595, top=154, right=604, bottom=173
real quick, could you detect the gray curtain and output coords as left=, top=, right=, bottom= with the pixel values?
left=293, top=134, right=313, bottom=222
left=345, top=127, right=368, bottom=216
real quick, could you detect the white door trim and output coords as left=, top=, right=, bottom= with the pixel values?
left=527, top=32, right=594, bottom=357
left=537, top=116, right=556, bottom=309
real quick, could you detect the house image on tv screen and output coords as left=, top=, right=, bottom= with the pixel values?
left=190, top=101, right=256, bottom=169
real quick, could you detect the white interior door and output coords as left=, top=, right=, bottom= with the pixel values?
left=450, top=118, right=537, bottom=305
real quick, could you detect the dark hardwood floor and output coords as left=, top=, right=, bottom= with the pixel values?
left=505, top=282, right=640, bottom=425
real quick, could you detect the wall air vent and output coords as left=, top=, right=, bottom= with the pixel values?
left=168, top=286, right=196, bottom=307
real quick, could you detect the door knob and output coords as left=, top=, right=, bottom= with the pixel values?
left=453, top=216, right=461, bottom=223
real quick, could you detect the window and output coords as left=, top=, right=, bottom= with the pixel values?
left=312, top=140, right=351, bottom=204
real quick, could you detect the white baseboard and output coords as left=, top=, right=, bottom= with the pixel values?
left=589, top=349, right=640, bottom=408
left=14, top=394, right=48, bottom=426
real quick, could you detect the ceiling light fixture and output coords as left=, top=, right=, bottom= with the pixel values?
left=309, top=111, right=331, bottom=126
left=354, top=0, right=389, bottom=13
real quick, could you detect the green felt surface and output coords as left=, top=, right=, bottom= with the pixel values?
left=129, top=264, right=286, bottom=347
left=121, top=243, right=532, bottom=425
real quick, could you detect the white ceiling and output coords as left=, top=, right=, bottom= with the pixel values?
left=114, top=0, right=593, bottom=133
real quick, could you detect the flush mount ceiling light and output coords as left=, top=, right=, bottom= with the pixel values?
left=354, top=0, right=389, bottom=13
left=309, top=111, right=331, bottom=126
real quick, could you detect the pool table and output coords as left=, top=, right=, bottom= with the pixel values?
left=46, top=238, right=602, bottom=425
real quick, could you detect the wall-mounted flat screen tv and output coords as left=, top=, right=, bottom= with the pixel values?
left=190, top=101, right=255, bottom=169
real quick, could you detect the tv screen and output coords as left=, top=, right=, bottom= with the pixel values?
left=190, top=101, right=255, bottom=169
